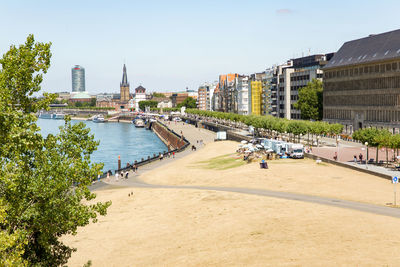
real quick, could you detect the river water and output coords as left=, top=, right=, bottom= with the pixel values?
left=37, top=119, right=167, bottom=172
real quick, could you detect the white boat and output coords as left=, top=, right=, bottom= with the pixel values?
left=39, top=112, right=53, bottom=119
left=134, top=119, right=145, bottom=128
left=53, top=113, right=65, bottom=119
left=93, top=115, right=106, bottom=123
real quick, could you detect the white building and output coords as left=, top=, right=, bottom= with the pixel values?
left=236, top=75, right=249, bottom=115
left=134, top=86, right=147, bottom=111
left=157, top=100, right=172, bottom=108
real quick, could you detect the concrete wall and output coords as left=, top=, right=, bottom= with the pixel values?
left=152, top=122, right=187, bottom=150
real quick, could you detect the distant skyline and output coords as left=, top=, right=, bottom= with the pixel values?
left=1, top=0, right=400, bottom=94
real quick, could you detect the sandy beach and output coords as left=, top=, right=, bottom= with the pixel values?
left=63, top=125, right=400, bottom=266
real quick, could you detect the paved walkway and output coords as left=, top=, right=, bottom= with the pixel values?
left=94, top=170, right=400, bottom=219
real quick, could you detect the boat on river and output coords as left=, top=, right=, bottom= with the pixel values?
left=53, top=113, right=66, bottom=119
left=93, top=115, right=106, bottom=123
left=38, top=112, right=53, bottom=119
left=134, top=118, right=145, bottom=128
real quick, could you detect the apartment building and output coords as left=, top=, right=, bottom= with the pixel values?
left=236, top=75, right=249, bottom=115
left=271, top=54, right=332, bottom=119
left=197, top=82, right=216, bottom=110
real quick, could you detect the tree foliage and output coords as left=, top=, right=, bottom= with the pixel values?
left=139, top=100, right=158, bottom=111
left=0, top=35, right=111, bottom=266
left=177, top=97, right=197, bottom=108
left=152, top=92, right=165, bottom=98
left=184, top=109, right=343, bottom=138
left=293, top=79, right=323, bottom=120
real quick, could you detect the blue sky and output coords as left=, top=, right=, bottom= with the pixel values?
left=1, top=0, right=400, bottom=94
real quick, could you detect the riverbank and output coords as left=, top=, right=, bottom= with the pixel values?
left=64, top=138, right=400, bottom=266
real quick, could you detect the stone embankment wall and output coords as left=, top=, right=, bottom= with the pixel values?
left=152, top=121, right=187, bottom=150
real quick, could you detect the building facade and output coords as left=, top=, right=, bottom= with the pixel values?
left=217, top=73, right=239, bottom=113
left=72, top=65, right=85, bottom=92
left=270, top=54, right=331, bottom=119
left=171, top=93, right=189, bottom=107
left=323, top=29, right=400, bottom=133
left=197, top=85, right=207, bottom=110
left=134, top=86, right=146, bottom=111
left=249, top=81, right=262, bottom=115
left=236, top=76, right=249, bottom=115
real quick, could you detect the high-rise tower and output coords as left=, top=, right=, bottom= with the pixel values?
left=71, top=65, right=85, bottom=92
left=120, top=64, right=130, bottom=102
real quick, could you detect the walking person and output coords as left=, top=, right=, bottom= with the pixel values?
left=359, top=153, right=363, bottom=164
left=172, top=151, right=175, bottom=158
left=125, top=171, right=129, bottom=179
left=106, top=171, right=110, bottom=181
left=333, top=152, right=338, bottom=161
left=353, top=155, right=357, bottom=164
left=115, top=172, right=119, bottom=182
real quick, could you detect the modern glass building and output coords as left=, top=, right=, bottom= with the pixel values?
left=71, top=65, right=85, bottom=92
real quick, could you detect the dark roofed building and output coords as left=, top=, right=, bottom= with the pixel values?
left=323, top=29, right=400, bottom=133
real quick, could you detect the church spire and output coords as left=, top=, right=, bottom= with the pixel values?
left=121, top=64, right=129, bottom=87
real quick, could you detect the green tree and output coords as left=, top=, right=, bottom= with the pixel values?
left=152, top=92, right=166, bottom=98
left=90, top=97, right=96, bottom=107
left=293, top=79, right=323, bottom=120
left=74, top=101, right=83, bottom=107
left=139, top=100, right=158, bottom=111
left=177, top=97, right=197, bottom=108
left=0, top=35, right=111, bottom=266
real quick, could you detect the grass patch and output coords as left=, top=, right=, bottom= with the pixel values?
left=192, top=153, right=246, bottom=170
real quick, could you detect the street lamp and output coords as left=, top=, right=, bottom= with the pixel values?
left=365, top=142, right=369, bottom=169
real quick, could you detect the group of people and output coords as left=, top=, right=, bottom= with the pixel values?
left=353, top=153, right=364, bottom=164
left=105, top=162, right=140, bottom=182
left=159, top=151, right=176, bottom=160
left=115, top=170, right=129, bottom=181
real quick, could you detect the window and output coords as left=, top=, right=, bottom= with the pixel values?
left=393, top=62, right=398, bottom=70
left=387, top=64, right=392, bottom=71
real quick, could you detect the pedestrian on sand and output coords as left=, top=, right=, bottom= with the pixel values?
left=115, top=172, right=119, bottom=181
left=160, top=153, right=163, bottom=161
left=125, top=171, right=129, bottom=179
left=353, top=155, right=357, bottom=164
left=172, top=151, right=175, bottom=158
left=106, top=172, right=110, bottom=181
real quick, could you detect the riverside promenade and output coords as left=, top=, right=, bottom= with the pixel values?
left=94, top=120, right=216, bottom=189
